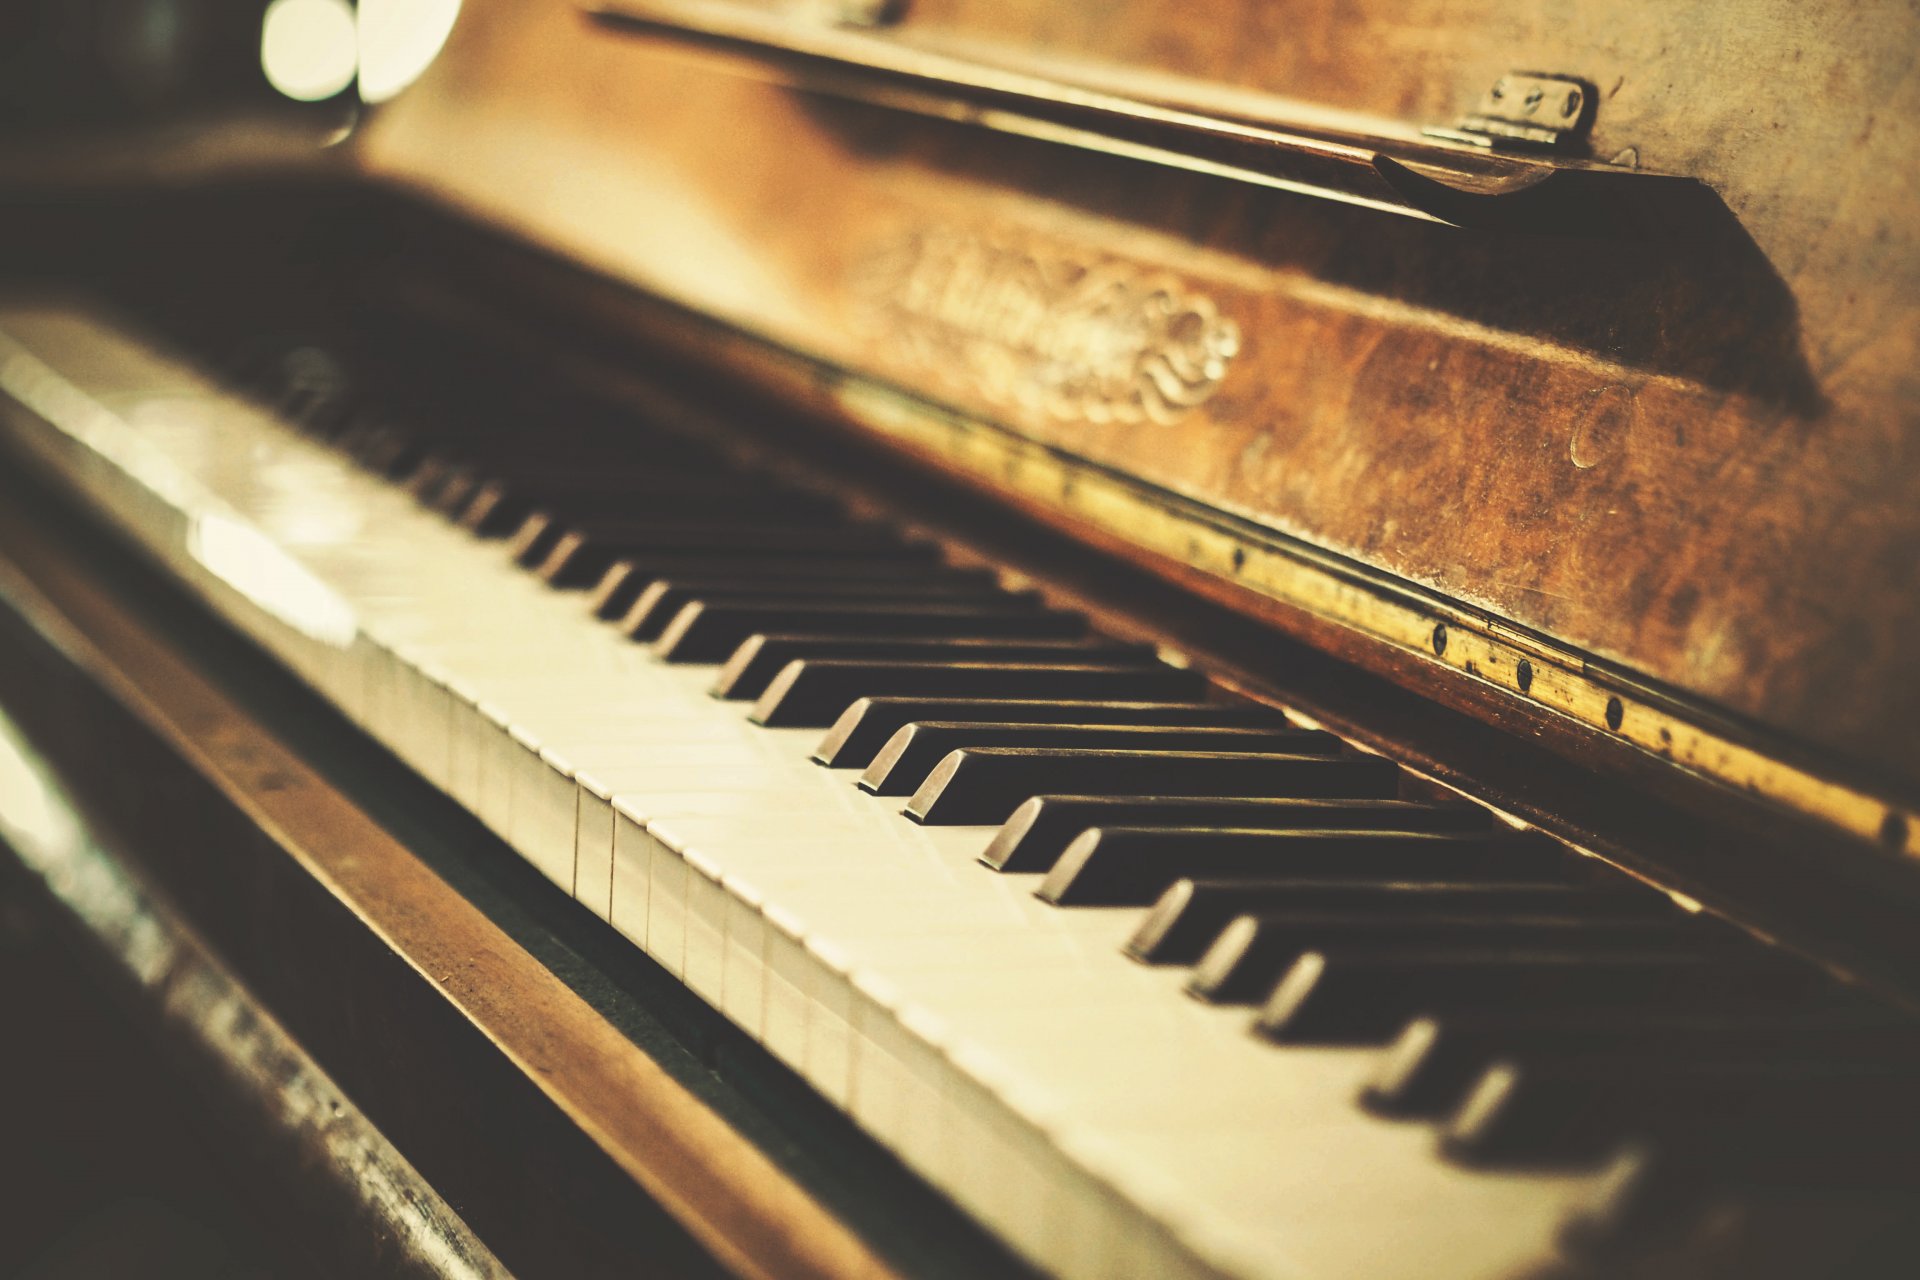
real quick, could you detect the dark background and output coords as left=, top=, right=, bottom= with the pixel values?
left=0, top=875, right=324, bottom=1280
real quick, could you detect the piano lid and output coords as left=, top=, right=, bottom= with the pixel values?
left=351, top=0, right=1920, bottom=849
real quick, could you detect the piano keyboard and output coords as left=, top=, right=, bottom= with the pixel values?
left=4, top=303, right=1916, bottom=1280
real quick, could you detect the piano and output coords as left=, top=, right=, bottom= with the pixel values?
left=1, top=1, right=1917, bottom=1276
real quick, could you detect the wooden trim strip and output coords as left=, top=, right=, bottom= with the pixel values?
left=0, top=702, right=514, bottom=1280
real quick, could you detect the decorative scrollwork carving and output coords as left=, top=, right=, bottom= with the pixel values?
left=852, top=226, right=1240, bottom=426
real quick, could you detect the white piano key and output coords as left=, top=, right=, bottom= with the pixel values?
left=647, top=838, right=690, bottom=978
left=524, top=747, right=581, bottom=890
left=412, top=659, right=454, bottom=791
left=506, top=723, right=560, bottom=885
left=444, top=676, right=482, bottom=811
left=574, top=772, right=617, bottom=920
left=473, top=698, right=515, bottom=837
left=802, top=935, right=858, bottom=1108
left=760, top=902, right=811, bottom=1065
left=719, top=876, right=767, bottom=1037
left=939, top=1044, right=1063, bottom=1269
left=866, top=991, right=952, bottom=1181
left=363, top=633, right=397, bottom=747
left=1048, top=1133, right=1186, bottom=1280
left=608, top=799, right=652, bottom=946
left=387, top=639, right=425, bottom=773
left=683, top=848, right=729, bottom=1006
left=352, top=631, right=393, bottom=732
left=848, top=972, right=912, bottom=1154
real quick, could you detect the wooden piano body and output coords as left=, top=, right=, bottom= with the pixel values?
left=0, top=1, right=1917, bottom=1277
left=352, top=0, right=1920, bottom=845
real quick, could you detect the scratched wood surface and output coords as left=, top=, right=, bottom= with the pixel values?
left=353, top=0, right=1920, bottom=785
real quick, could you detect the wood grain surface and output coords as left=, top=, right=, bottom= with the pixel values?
left=352, top=0, right=1920, bottom=786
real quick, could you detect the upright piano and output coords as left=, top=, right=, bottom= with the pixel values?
left=1, top=1, right=1917, bottom=1277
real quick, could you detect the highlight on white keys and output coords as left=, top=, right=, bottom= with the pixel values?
left=188, top=510, right=360, bottom=649
left=261, top=0, right=462, bottom=105
left=0, top=712, right=84, bottom=867
left=358, top=0, right=463, bottom=103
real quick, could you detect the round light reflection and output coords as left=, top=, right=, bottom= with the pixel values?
left=358, top=0, right=462, bottom=104
left=260, top=0, right=359, bottom=102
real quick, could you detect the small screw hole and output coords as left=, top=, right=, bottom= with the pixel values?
left=1231, top=547, right=1246, bottom=572
left=1604, top=697, right=1624, bottom=731
left=1430, top=624, right=1448, bottom=657
left=1516, top=659, right=1533, bottom=693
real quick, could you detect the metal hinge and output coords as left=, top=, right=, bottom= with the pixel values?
left=1426, top=72, right=1595, bottom=154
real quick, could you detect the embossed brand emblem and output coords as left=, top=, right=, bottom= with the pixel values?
left=853, top=227, right=1240, bottom=426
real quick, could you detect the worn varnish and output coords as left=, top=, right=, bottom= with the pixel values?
left=356, top=0, right=1920, bottom=789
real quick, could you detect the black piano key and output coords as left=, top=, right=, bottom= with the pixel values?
left=328, top=420, right=379, bottom=457
left=464, top=452, right=743, bottom=490
left=451, top=470, right=733, bottom=529
left=1037, top=827, right=1541, bottom=906
left=423, top=465, right=483, bottom=515
left=1558, top=1145, right=1920, bottom=1266
left=1254, top=949, right=1820, bottom=1044
left=504, top=508, right=625, bottom=563
left=985, top=795, right=1489, bottom=874
left=908, top=751, right=1399, bottom=828
left=230, top=341, right=359, bottom=431
left=530, top=522, right=908, bottom=585
left=498, top=466, right=810, bottom=502
left=378, top=437, right=436, bottom=480
left=858, top=722, right=1341, bottom=796
left=1187, top=911, right=1721, bottom=1005
left=1364, top=1008, right=1920, bottom=1119
left=433, top=469, right=497, bottom=519
left=607, top=566, right=1000, bottom=631
left=402, top=454, right=458, bottom=503
left=1555, top=1143, right=1728, bottom=1260
left=287, top=392, right=360, bottom=437
left=751, top=661, right=1211, bottom=728
left=527, top=491, right=850, bottom=553
left=460, top=470, right=776, bottom=535
left=518, top=492, right=850, bottom=562
left=504, top=513, right=565, bottom=562
left=596, top=555, right=969, bottom=624
left=293, top=396, right=363, bottom=440
left=714, top=637, right=1153, bottom=699
left=1129, top=877, right=1649, bottom=966
left=354, top=427, right=425, bottom=478
left=654, top=602, right=1081, bottom=663
left=503, top=425, right=730, bottom=468
left=817, top=699, right=1284, bottom=769
left=331, top=418, right=385, bottom=453
left=1441, top=1058, right=1920, bottom=1168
